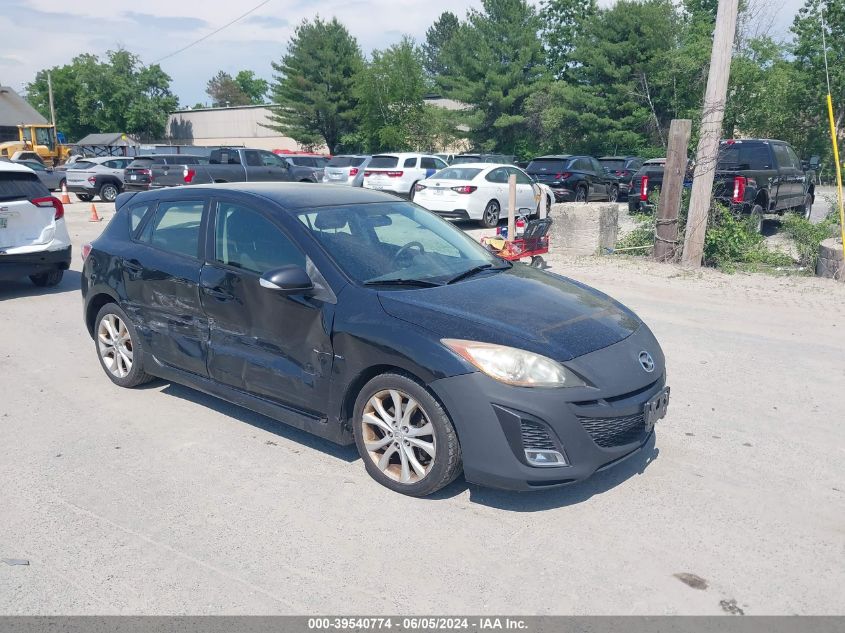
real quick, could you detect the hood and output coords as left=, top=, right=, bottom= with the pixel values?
left=378, top=265, right=641, bottom=361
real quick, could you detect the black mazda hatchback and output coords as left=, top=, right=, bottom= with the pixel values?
left=81, top=183, right=669, bottom=496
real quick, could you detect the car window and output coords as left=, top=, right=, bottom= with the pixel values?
left=26, top=162, right=45, bottom=171
left=420, top=157, right=440, bottom=170
left=128, top=203, right=151, bottom=234
left=485, top=168, right=509, bottom=184
left=244, top=151, right=263, bottom=167
left=785, top=146, right=801, bottom=170
left=73, top=161, right=97, bottom=170
left=719, top=143, right=773, bottom=170
left=103, top=160, right=119, bottom=169
left=369, top=156, right=399, bottom=169
left=432, top=167, right=483, bottom=180
left=328, top=156, right=366, bottom=167
left=599, top=159, right=626, bottom=171
left=255, top=151, right=285, bottom=168
left=215, top=202, right=304, bottom=274
left=434, top=157, right=448, bottom=169
left=526, top=159, right=571, bottom=174
left=590, top=158, right=604, bottom=173
left=374, top=213, right=461, bottom=259
left=509, top=167, right=533, bottom=185
left=404, top=157, right=418, bottom=169
left=0, top=171, right=50, bottom=201
left=141, top=200, right=204, bottom=259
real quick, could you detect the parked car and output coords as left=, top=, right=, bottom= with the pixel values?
left=598, top=156, right=644, bottom=198
left=712, top=139, right=816, bottom=231
left=526, top=155, right=620, bottom=203
left=81, top=183, right=669, bottom=496
left=451, top=153, right=515, bottom=165
left=0, top=161, right=71, bottom=287
left=124, top=155, right=206, bottom=192
left=414, top=163, right=553, bottom=227
left=282, top=154, right=329, bottom=182
left=322, top=155, right=372, bottom=187
left=131, top=149, right=316, bottom=191
left=66, top=156, right=134, bottom=202
left=12, top=159, right=65, bottom=191
left=628, top=158, right=670, bottom=214
left=362, top=153, right=449, bottom=199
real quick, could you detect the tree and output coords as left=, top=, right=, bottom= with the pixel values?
left=267, top=17, right=364, bottom=152
left=438, top=0, right=547, bottom=154
left=540, top=0, right=598, bottom=79
left=353, top=37, right=435, bottom=152
left=234, top=70, right=268, bottom=104
left=423, top=12, right=460, bottom=80
left=27, top=49, right=178, bottom=141
left=206, top=71, right=252, bottom=107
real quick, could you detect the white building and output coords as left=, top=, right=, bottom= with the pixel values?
left=166, top=105, right=306, bottom=152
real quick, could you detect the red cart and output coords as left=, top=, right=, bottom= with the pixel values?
left=481, top=218, right=552, bottom=268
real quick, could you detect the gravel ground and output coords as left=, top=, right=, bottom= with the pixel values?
left=0, top=196, right=843, bottom=615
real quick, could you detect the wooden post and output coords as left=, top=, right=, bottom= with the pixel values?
left=682, top=0, right=739, bottom=267
left=507, top=174, right=517, bottom=238
left=654, top=119, right=692, bottom=262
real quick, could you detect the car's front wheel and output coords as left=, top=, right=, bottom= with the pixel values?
left=99, top=183, right=119, bottom=202
left=94, top=303, right=154, bottom=388
left=480, top=200, right=500, bottom=228
left=353, top=372, right=462, bottom=497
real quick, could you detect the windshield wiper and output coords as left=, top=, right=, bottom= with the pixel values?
left=364, top=278, right=442, bottom=288
left=445, top=262, right=509, bottom=285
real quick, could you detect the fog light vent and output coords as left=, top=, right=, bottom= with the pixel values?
left=520, top=420, right=567, bottom=467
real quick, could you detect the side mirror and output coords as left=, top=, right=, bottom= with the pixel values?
left=260, top=265, right=314, bottom=295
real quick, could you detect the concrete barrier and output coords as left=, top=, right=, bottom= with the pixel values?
left=548, top=203, right=619, bottom=256
left=816, top=238, right=844, bottom=282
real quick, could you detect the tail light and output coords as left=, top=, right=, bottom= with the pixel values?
left=732, top=176, right=747, bottom=203
left=386, top=171, right=403, bottom=178
left=451, top=185, right=477, bottom=194
left=183, top=167, right=196, bottom=183
left=554, top=172, right=572, bottom=180
left=87, top=176, right=96, bottom=185
left=349, top=167, right=359, bottom=177
left=81, top=243, right=92, bottom=261
left=617, top=170, right=630, bottom=177
left=640, top=176, right=649, bottom=201
left=364, top=171, right=373, bottom=177
left=415, top=183, right=427, bottom=192
left=32, top=196, right=64, bottom=220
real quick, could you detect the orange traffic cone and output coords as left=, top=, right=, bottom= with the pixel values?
left=88, top=203, right=101, bottom=222
left=60, top=181, right=71, bottom=205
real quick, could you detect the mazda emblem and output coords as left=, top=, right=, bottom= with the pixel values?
left=638, top=351, right=655, bottom=373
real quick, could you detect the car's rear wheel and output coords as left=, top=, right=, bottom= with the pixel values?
left=30, top=269, right=63, bottom=287
left=480, top=200, right=500, bottom=228
left=575, top=186, right=588, bottom=203
left=409, top=181, right=420, bottom=200
left=749, top=203, right=764, bottom=234
left=608, top=186, right=619, bottom=203
left=99, top=183, right=119, bottom=202
left=94, top=303, right=154, bottom=388
left=353, top=373, right=461, bottom=497
left=77, top=194, right=93, bottom=202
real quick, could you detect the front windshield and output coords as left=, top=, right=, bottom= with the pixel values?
left=297, top=201, right=503, bottom=285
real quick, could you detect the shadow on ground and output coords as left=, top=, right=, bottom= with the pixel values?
left=0, top=269, right=81, bottom=301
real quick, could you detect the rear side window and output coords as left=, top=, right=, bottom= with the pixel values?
left=526, top=159, right=571, bottom=174
left=73, top=161, right=96, bottom=169
left=127, top=159, right=154, bottom=170
left=420, top=157, right=440, bottom=170
left=140, top=200, right=204, bottom=259
left=128, top=203, right=151, bottom=234
left=369, top=156, right=399, bottom=169
left=719, top=143, right=773, bottom=170
left=215, top=202, right=304, bottom=274
left=0, top=171, right=50, bottom=201
left=328, top=156, right=366, bottom=167
left=404, top=157, right=418, bottom=168
left=599, top=159, right=626, bottom=171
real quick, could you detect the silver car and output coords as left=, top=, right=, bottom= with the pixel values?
left=322, top=155, right=372, bottom=187
left=12, top=160, right=65, bottom=191
left=66, top=157, right=133, bottom=202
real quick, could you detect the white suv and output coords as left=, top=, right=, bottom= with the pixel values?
left=0, top=161, right=71, bottom=287
left=362, top=153, right=448, bottom=199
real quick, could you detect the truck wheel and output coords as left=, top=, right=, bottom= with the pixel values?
left=749, top=204, right=764, bottom=234
left=800, top=193, right=813, bottom=220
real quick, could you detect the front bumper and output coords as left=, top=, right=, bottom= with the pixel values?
left=428, top=328, right=668, bottom=491
left=0, top=245, right=72, bottom=280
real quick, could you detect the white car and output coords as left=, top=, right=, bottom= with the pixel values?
left=0, top=161, right=72, bottom=287
left=362, top=153, right=448, bottom=199
left=414, top=163, right=553, bottom=228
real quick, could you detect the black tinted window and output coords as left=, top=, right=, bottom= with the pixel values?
left=215, top=203, right=304, bottom=274
left=73, top=161, right=97, bottom=169
left=420, top=157, right=439, bottom=170
left=526, top=159, right=572, bottom=174
left=328, top=156, right=366, bottom=167
left=404, top=157, right=417, bottom=168
left=718, top=143, right=773, bottom=169
left=244, top=151, right=262, bottom=167
left=127, top=159, right=154, bottom=169
left=0, top=171, right=49, bottom=201
left=142, top=201, right=204, bottom=259
left=599, top=159, right=626, bottom=170
left=369, top=156, right=398, bottom=169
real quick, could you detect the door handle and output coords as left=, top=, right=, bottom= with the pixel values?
left=201, top=285, right=234, bottom=301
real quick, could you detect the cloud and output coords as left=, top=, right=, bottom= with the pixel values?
left=244, top=15, right=289, bottom=29
left=0, top=55, right=24, bottom=67
left=122, top=11, right=209, bottom=31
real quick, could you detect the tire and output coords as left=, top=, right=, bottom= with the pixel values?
left=30, top=269, right=63, bottom=287
left=93, top=303, right=154, bottom=388
left=299, top=179, right=312, bottom=183
left=480, top=200, right=501, bottom=228
left=353, top=372, right=462, bottom=497
left=628, top=200, right=638, bottom=215
left=77, top=193, right=93, bottom=202
left=409, top=181, right=420, bottom=200
left=575, top=186, right=588, bottom=203
left=749, top=204, right=764, bottom=234
left=800, top=193, right=813, bottom=220
left=530, top=255, right=545, bottom=268
left=99, top=182, right=119, bottom=202
left=608, top=186, right=619, bottom=203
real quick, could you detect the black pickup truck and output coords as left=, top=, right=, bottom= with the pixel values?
left=712, top=139, right=816, bottom=228
left=133, top=148, right=318, bottom=190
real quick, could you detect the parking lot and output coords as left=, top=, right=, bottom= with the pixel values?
left=1, top=197, right=844, bottom=615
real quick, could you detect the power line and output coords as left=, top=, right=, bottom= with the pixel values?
left=151, top=0, right=273, bottom=65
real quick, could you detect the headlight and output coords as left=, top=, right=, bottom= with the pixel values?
left=442, top=339, right=586, bottom=388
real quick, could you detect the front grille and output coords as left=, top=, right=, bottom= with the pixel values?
left=578, top=413, right=648, bottom=448
left=520, top=420, right=556, bottom=451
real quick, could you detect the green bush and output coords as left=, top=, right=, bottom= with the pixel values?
left=780, top=213, right=839, bottom=268
left=615, top=213, right=654, bottom=253
left=703, top=206, right=792, bottom=271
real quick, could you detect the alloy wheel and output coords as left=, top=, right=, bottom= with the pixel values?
left=361, top=389, right=436, bottom=484
left=97, top=313, right=133, bottom=379
left=484, top=202, right=500, bottom=226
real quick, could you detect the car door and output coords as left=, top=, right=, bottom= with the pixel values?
left=590, top=157, right=611, bottom=200
left=507, top=167, right=537, bottom=213
left=258, top=150, right=294, bottom=182
left=770, top=143, right=799, bottom=210
left=199, top=198, right=333, bottom=416
left=485, top=167, right=509, bottom=208
left=124, top=197, right=210, bottom=377
left=784, top=144, right=806, bottom=207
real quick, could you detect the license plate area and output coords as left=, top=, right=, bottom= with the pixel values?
left=644, top=387, right=670, bottom=430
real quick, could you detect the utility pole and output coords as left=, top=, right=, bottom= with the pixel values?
left=681, top=0, right=740, bottom=267
left=654, top=118, right=692, bottom=262
left=47, top=71, right=59, bottom=152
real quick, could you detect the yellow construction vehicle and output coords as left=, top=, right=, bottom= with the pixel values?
left=0, top=124, right=71, bottom=165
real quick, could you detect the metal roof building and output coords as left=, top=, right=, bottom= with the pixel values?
left=0, top=86, right=47, bottom=142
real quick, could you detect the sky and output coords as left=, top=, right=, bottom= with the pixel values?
left=0, top=0, right=804, bottom=108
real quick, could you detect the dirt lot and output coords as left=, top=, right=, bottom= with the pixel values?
left=1, top=197, right=843, bottom=615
